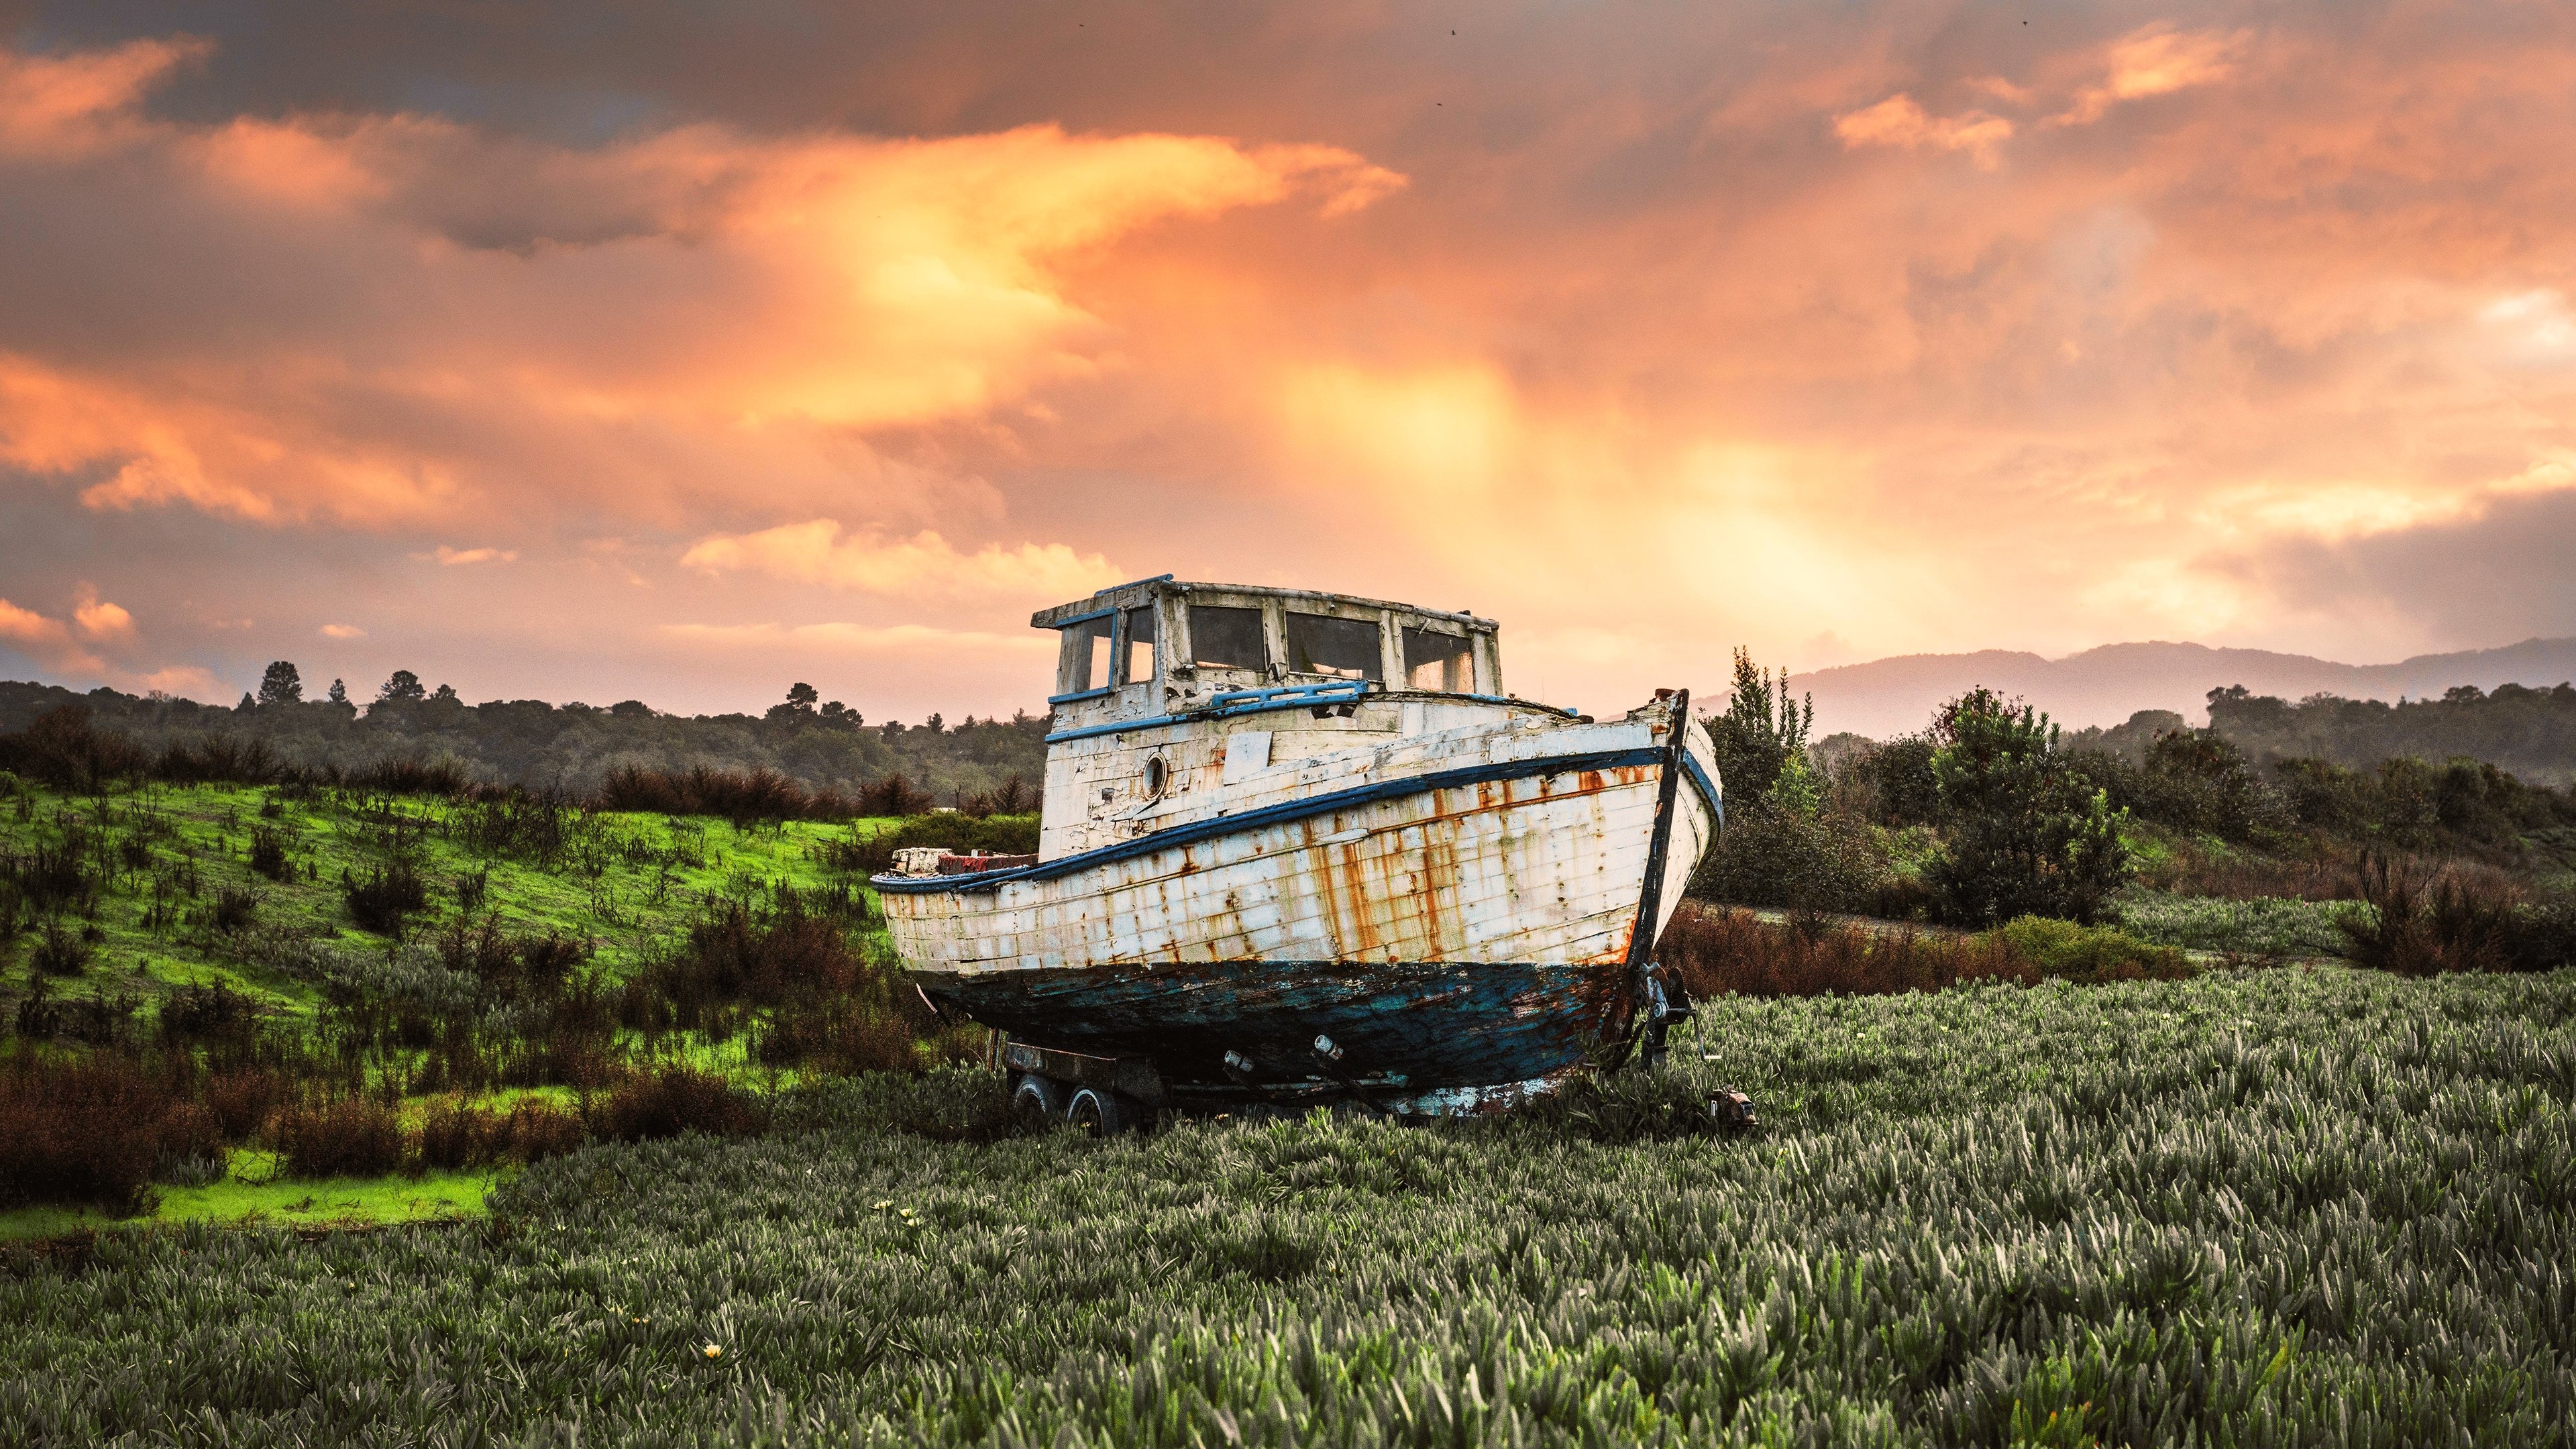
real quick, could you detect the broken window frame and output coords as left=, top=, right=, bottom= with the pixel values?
left=1051, top=610, right=1118, bottom=702
left=1282, top=608, right=1386, bottom=684
left=1183, top=602, right=1269, bottom=675
left=1400, top=622, right=1480, bottom=694
left=1118, top=605, right=1158, bottom=687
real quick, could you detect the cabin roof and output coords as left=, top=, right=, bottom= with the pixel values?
left=1030, top=579, right=1498, bottom=632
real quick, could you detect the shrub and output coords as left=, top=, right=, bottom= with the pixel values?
left=270, top=1097, right=407, bottom=1177
left=1990, top=916, right=2192, bottom=984
left=211, top=884, right=259, bottom=933
left=0, top=706, right=150, bottom=792
left=753, top=994, right=928, bottom=1076
left=2335, top=849, right=2537, bottom=975
left=204, top=1067, right=292, bottom=1141
left=247, top=826, right=292, bottom=881
left=31, top=919, right=92, bottom=975
left=1926, top=689, right=2129, bottom=926
left=158, top=981, right=258, bottom=1046
left=1688, top=799, right=1883, bottom=913
left=1656, top=902, right=2038, bottom=998
left=344, top=755, right=470, bottom=796
left=342, top=861, right=428, bottom=935
left=155, top=734, right=281, bottom=786
left=592, top=1067, right=765, bottom=1142
left=1845, top=736, right=1940, bottom=826
left=413, top=1095, right=590, bottom=1167
left=0, top=1056, right=186, bottom=1210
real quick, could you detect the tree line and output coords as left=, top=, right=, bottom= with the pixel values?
left=0, top=669, right=1044, bottom=808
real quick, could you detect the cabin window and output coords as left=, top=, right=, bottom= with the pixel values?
left=1402, top=627, right=1476, bottom=693
left=1285, top=611, right=1382, bottom=682
left=1120, top=606, right=1157, bottom=685
left=1189, top=604, right=1267, bottom=671
left=1061, top=615, right=1113, bottom=694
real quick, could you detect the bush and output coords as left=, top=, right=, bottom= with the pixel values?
left=0, top=1056, right=189, bottom=1210
left=270, top=1097, right=407, bottom=1177
left=342, top=861, right=428, bottom=935
left=248, top=826, right=292, bottom=881
left=1926, top=689, right=2129, bottom=926
left=592, top=1067, right=765, bottom=1142
left=416, top=1097, right=589, bottom=1169
left=0, top=706, right=151, bottom=792
left=343, top=755, right=470, bottom=796
left=211, top=884, right=259, bottom=933
left=1845, top=736, right=1940, bottom=827
left=1656, top=902, right=2039, bottom=998
left=204, top=1067, right=292, bottom=1141
left=1990, top=916, right=2192, bottom=984
left=1688, top=798, right=1883, bottom=913
left=2337, top=849, right=2540, bottom=975
left=31, top=919, right=92, bottom=975
left=158, top=981, right=258, bottom=1046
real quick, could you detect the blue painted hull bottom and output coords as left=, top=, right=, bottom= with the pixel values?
left=914, top=959, right=1640, bottom=1106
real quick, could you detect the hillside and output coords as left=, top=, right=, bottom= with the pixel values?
left=1788, top=637, right=2576, bottom=739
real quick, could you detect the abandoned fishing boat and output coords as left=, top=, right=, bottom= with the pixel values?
left=873, top=576, right=1723, bottom=1126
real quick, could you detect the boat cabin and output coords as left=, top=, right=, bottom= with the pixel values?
left=1034, top=577, right=1503, bottom=735
left=1026, top=579, right=1540, bottom=860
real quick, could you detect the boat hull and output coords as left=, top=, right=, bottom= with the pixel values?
left=879, top=703, right=1718, bottom=1104
left=915, top=957, right=1633, bottom=1107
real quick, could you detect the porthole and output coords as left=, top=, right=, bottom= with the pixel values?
left=1143, top=755, right=1169, bottom=799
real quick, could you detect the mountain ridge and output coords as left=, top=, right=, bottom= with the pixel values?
left=1786, top=637, right=2576, bottom=740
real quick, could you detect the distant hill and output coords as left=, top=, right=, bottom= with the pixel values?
left=1786, top=638, right=2576, bottom=740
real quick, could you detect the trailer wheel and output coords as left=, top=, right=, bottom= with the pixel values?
left=1067, top=1086, right=1140, bottom=1136
left=1010, top=1073, right=1067, bottom=1125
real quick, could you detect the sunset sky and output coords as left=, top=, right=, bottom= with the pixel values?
left=3, top=1, right=2571, bottom=722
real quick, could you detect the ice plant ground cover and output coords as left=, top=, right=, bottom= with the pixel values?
left=4, top=965, right=2571, bottom=1446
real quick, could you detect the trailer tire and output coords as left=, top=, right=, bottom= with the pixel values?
left=1067, top=1086, right=1140, bottom=1137
left=1011, top=1073, right=1067, bottom=1126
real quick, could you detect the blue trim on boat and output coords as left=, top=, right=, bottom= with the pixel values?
left=1682, top=750, right=1723, bottom=828
left=875, top=743, right=1667, bottom=895
left=1046, top=687, right=1114, bottom=704
left=1206, top=680, right=1369, bottom=709
left=1104, top=573, right=1176, bottom=592
left=1044, top=607, right=1117, bottom=630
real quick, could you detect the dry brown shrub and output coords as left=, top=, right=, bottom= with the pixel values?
left=0, top=1055, right=184, bottom=1209
left=592, top=1067, right=765, bottom=1142
left=1656, top=901, right=2039, bottom=999
left=268, top=1097, right=407, bottom=1178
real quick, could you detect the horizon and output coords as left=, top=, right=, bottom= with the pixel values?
left=4, top=4, right=2573, bottom=720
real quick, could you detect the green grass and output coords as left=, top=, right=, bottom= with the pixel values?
left=1, top=1155, right=500, bottom=1242
left=0, top=780, right=902, bottom=1018
left=2110, top=890, right=2365, bottom=959
left=4, top=965, right=2571, bottom=1445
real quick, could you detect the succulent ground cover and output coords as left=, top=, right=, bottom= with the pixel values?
left=5, top=965, right=2571, bottom=1446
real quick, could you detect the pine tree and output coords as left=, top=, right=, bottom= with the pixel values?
left=256, top=661, right=303, bottom=706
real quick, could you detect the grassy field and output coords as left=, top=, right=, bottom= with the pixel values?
left=0, top=774, right=900, bottom=1012
left=5, top=965, right=2571, bottom=1446
left=0, top=775, right=1002, bottom=1234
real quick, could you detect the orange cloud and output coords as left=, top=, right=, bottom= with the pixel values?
left=0, top=596, right=105, bottom=673
left=0, top=36, right=207, bottom=158
left=2052, top=24, right=2250, bottom=126
left=1833, top=95, right=2015, bottom=167
left=680, top=521, right=1123, bottom=602
left=0, top=36, right=1404, bottom=529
